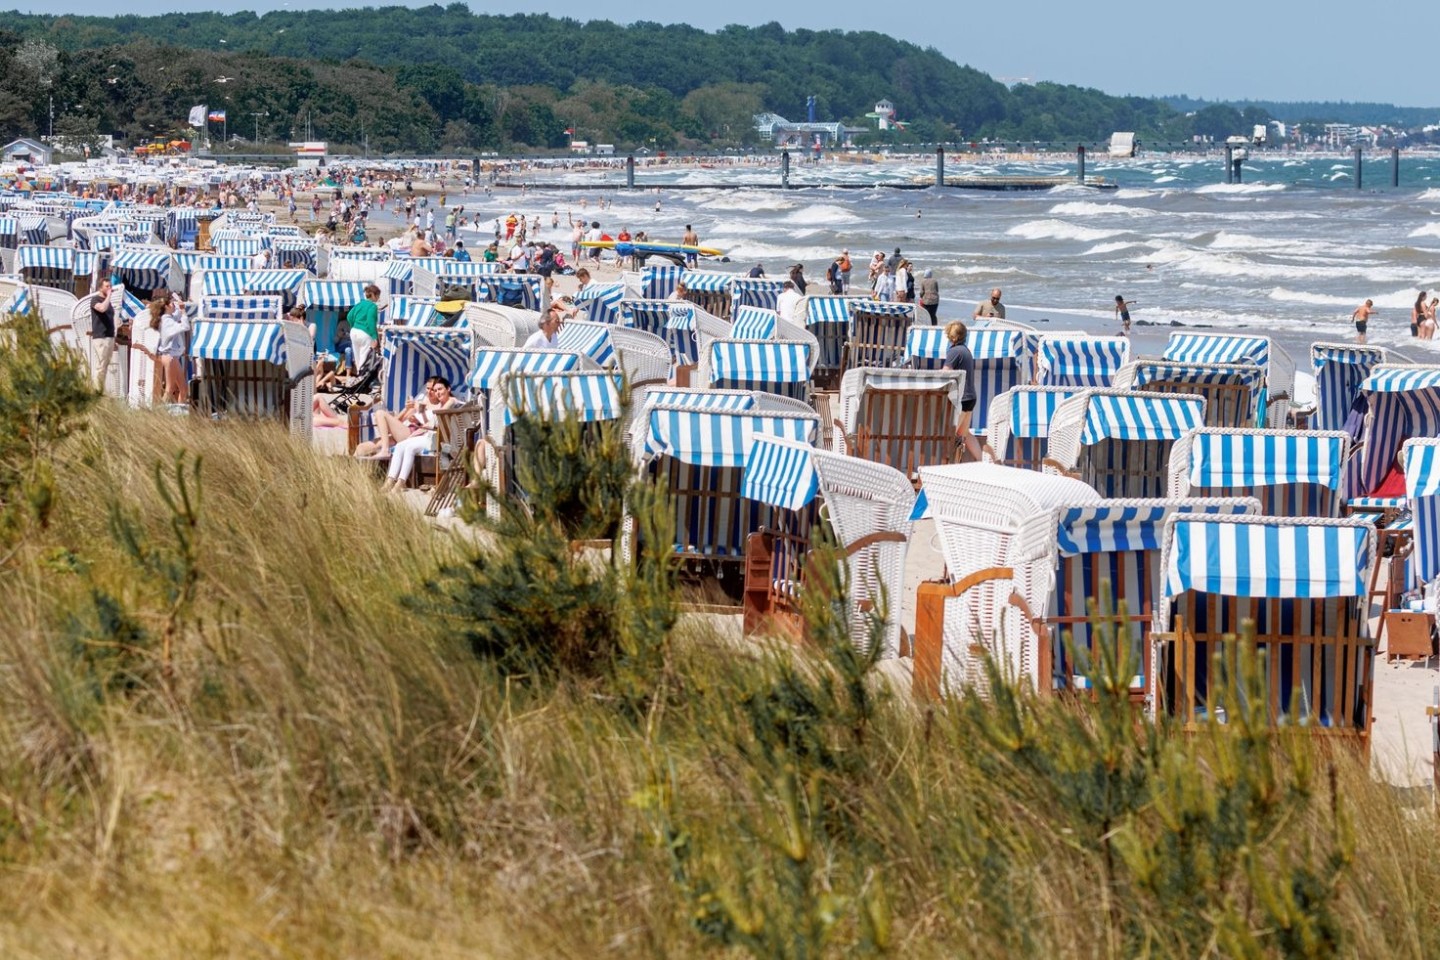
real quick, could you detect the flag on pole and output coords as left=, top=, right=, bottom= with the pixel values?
left=208, top=110, right=226, bottom=122
left=188, top=105, right=207, bottom=128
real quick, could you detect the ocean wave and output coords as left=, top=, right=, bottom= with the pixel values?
left=1112, top=188, right=1159, bottom=200
left=1153, top=175, right=1180, bottom=183
left=697, top=192, right=798, bottom=212
left=1408, top=222, right=1440, bottom=239
left=708, top=238, right=850, bottom=262
left=1192, top=182, right=1287, bottom=195
left=1081, top=240, right=1158, bottom=256
left=1048, top=200, right=1153, bottom=217
left=1418, top=187, right=1440, bottom=201
left=1267, top=287, right=1357, bottom=307
left=1005, top=218, right=1125, bottom=242
left=781, top=203, right=862, bottom=226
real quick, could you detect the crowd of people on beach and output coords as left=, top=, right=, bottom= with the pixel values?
left=1351, top=291, right=1439, bottom=344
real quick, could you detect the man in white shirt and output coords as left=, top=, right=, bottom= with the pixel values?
left=775, top=279, right=802, bottom=321
left=523, top=299, right=578, bottom=349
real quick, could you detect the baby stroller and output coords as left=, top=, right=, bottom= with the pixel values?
left=329, top=349, right=382, bottom=413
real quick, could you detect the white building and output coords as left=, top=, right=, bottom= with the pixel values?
left=874, top=99, right=896, bottom=131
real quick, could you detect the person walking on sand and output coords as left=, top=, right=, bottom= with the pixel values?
left=918, top=269, right=940, bottom=324
left=1115, top=294, right=1136, bottom=335
left=1353, top=298, right=1378, bottom=344
left=974, top=288, right=1005, bottom=320
left=945, top=321, right=982, bottom=462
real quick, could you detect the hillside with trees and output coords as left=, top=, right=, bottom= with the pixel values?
left=0, top=8, right=1225, bottom=151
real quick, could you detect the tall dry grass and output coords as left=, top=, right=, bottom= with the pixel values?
left=0, top=399, right=1439, bottom=957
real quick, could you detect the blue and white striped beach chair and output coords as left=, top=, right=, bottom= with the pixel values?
left=1310, top=342, right=1388, bottom=433
left=385, top=295, right=447, bottom=328
left=301, top=279, right=369, bottom=360
left=635, top=403, right=819, bottom=572
left=802, top=295, right=852, bottom=384
left=574, top=280, right=629, bottom=326
left=1044, top=389, right=1206, bottom=499
left=1162, top=331, right=1295, bottom=428
left=843, top=299, right=915, bottom=374
left=1153, top=513, right=1376, bottom=740
left=1034, top=334, right=1129, bottom=388
left=17, top=244, right=75, bottom=292
left=475, top=274, right=543, bottom=311
left=834, top=367, right=965, bottom=481
left=1345, top=364, right=1440, bottom=518
left=110, top=247, right=178, bottom=296
left=1115, top=359, right=1265, bottom=429
left=1403, top=438, right=1440, bottom=591
left=175, top=254, right=252, bottom=298
left=272, top=238, right=320, bottom=273
left=381, top=327, right=476, bottom=414
left=730, top=277, right=786, bottom=314
left=1168, top=427, right=1347, bottom=518
left=983, top=386, right=1081, bottom=469
left=730, top=305, right=779, bottom=341
left=678, top=269, right=736, bottom=320
left=640, top=264, right=683, bottom=300
left=190, top=318, right=315, bottom=438
left=463, top=302, right=540, bottom=348
left=1048, top=496, right=1259, bottom=700
left=201, top=295, right=283, bottom=322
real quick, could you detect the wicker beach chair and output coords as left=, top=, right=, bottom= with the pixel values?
left=1160, top=331, right=1294, bottom=429
left=1033, top=334, right=1130, bottom=388
left=677, top=269, right=735, bottom=320
left=190, top=318, right=316, bottom=440
left=1342, top=364, right=1440, bottom=519
left=463, top=302, right=540, bottom=348
left=698, top=338, right=814, bottom=402
left=1114, top=359, right=1263, bottom=429
left=1152, top=513, right=1376, bottom=743
left=801, top=295, right=853, bottom=388
left=1167, top=427, right=1348, bottom=518
left=1044, top=389, right=1206, bottom=499
left=1308, top=343, right=1397, bottom=433
left=982, top=385, right=1081, bottom=469
left=1046, top=496, right=1259, bottom=702
left=912, top=463, right=1100, bottom=698
left=833, top=367, right=964, bottom=482
left=841, top=299, right=914, bottom=375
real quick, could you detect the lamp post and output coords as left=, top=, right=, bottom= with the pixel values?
left=251, top=110, right=269, bottom=144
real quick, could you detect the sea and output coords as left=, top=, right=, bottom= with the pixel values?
left=448, top=152, right=1440, bottom=377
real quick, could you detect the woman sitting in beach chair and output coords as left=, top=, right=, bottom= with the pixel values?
left=359, top=376, right=460, bottom=493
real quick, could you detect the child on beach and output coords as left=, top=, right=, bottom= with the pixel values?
left=1115, top=295, right=1135, bottom=335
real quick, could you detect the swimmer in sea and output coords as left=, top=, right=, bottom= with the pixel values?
left=1352, top=298, right=1377, bottom=344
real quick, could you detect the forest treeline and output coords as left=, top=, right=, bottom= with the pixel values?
left=0, top=7, right=1312, bottom=152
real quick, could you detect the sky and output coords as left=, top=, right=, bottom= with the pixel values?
left=8, top=0, right=1440, bottom=108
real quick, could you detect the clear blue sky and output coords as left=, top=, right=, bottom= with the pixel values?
left=8, top=0, right=1440, bottom=107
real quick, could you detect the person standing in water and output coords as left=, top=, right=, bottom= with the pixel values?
left=1352, top=298, right=1378, bottom=344
left=1412, top=291, right=1428, bottom=337
left=1114, top=295, right=1136, bottom=335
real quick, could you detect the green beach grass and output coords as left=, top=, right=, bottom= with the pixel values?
left=1, top=308, right=1440, bottom=957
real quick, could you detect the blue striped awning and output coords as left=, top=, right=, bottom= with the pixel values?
left=1057, top=499, right=1255, bottom=557
left=201, top=296, right=283, bottom=320
left=382, top=261, right=414, bottom=281
left=382, top=328, right=474, bottom=411
left=556, top=323, right=615, bottom=366
left=214, top=237, right=264, bottom=257
left=386, top=296, right=444, bottom=327
left=730, top=306, right=778, bottom=340
left=681, top=270, right=734, bottom=293
left=641, top=265, right=682, bottom=300
left=905, top=325, right=948, bottom=365
left=469, top=348, right=581, bottom=390
left=644, top=406, right=818, bottom=466
left=1130, top=361, right=1265, bottom=391
left=118, top=291, right=149, bottom=323
left=969, top=328, right=1025, bottom=361
left=73, top=250, right=97, bottom=277
left=848, top=299, right=913, bottom=318
left=17, top=245, right=73, bottom=270
left=573, top=281, right=626, bottom=326
left=1163, top=516, right=1371, bottom=599
left=806, top=296, right=851, bottom=325
left=1361, top=367, right=1440, bottom=393
left=1187, top=430, right=1345, bottom=490
left=1037, top=336, right=1129, bottom=387
left=665, top=303, right=697, bottom=330
left=741, top=433, right=819, bottom=510
left=246, top=269, right=308, bottom=294
left=730, top=277, right=785, bottom=310
left=303, top=280, right=367, bottom=309
left=475, top=275, right=542, bottom=311
left=1405, top=439, right=1440, bottom=588
left=328, top=247, right=393, bottom=261
left=1010, top=387, right=1080, bottom=438
left=1080, top=393, right=1204, bottom=445
left=0, top=218, right=15, bottom=236
left=709, top=340, right=811, bottom=385
left=174, top=254, right=252, bottom=274
left=1311, top=343, right=1384, bottom=432
left=1163, top=332, right=1270, bottom=369
left=642, top=389, right=757, bottom=411
left=410, top=258, right=500, bottom=277
left=503, top=370, right=624, bottom=425
left=5, top=283, right=29, bottom=317
left=1405, top=439, right=1440, bottom=498
left=112, top=249, right=172, bottom=273
left=202, top=271, right=250, bottom=297
left=190, top=320, right=285, bottom=364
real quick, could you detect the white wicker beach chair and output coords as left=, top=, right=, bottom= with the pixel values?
left=913, top=463, right=1099, bottom=698
left=982, top=385, right=1081, bottom=469
left=1044, top=389, right=1206, bottom=499
left=463, top=302, right=541, bottom=348
left=833, top=366, right=964, bottom=481
left=1167, top=427, right=1348, bottom=518
left=1113, top=358, right=1264, bottom=429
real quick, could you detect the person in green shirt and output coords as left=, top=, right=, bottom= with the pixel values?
left=483, top=241, right=499, bottom=263
left=347, top=284, right=381, bottom=369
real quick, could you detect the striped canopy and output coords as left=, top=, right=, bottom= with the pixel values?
left=386, top=296, right=445, bottom=327
left=1037, top=336, right=1129, bottom=387
left=905, top=325, right=948, bottom=367
left=328, top=247, right=392, bottom=261
left=1361, top=366, right=1440, bottom=393
left=1405, top=438, right=1440, bottom=588
left=1079, top=393, right=1203, bottom=445
left=1406, top=438, right=1440, bottom=498
left=272, top=240, right=318, bottom=271
left=1311, top=343, right=1384, bottom=432
left=708, top=340, right=811, bottom=385
left=556, top=323, right=615, bottom=366
left=382, top=328, right=474, bottom=411
left=202, top=271, right=251, bottom=297
left=469, top=348, right=581, bottom=390
left=664, top=303, right=697, bottom=330
left=1356, top=365, right=1440, bottom=494
left=73, top=250, right=97, bottom=278
left=574, top=281, right=627, bottom=326
left=730, top=277, right=785, bottom=310
left=641, top=265, right=682, bottom=300
left=410, top=258, right=501, bottom=277
left=642, top=388, right=757, bottom=412
left=201, top=296, right=283, bottom=321
left=1009, top=386, right=1081, bottom=439
left=475, top=275, right=542, bottom=311
left=112, top=248, right=172, bottom=273
left=1057, top=499, right=1255, bottom=558
left=502, top=370, right=624, bottom=425
left=174, top=254, right=251, bottom=274
left=970, top=328, right=1026, bottom=361
left=644, top=405, right=818, bottom=466
left=214, top=237, right=264, bottom=257
left=1130, top=360, right=1264, bottom=392
left=806, top=296, right=851, bottom=325
left=730, top=305, right=778, bottom=340
left=1163, top=332, right=1270, bottom=369
left=302, top=280, right=367, bottom=309
left=382, top=261, right=415, bottom=281
left=0, top=218, right=15, bottom=236
left=848, top=299, right=913, bottom=318
left=1186, top=430, right=1345, bottom=489
left=17, top=245, right=73, bottom=270
left=1162, top=516, right=1371, bottom=599
left=246, top=269, right=309, bottom=295
left=680, top=270, right=734, bottom=293
left=190, top=320, right=285, bottom=364
left=742, top=432, right=819, bottom=510
left=5, top=283, right=29, bottom=317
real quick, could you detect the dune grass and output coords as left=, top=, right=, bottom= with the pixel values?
left=1, top=322, right=1440, bottom=955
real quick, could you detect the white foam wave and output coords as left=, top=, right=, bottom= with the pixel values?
left=697, top=192, right=798, bottom=212
left=1418, top=188, right=1440, bottom=201
left=780, top=203, right=861, bottom=226
left=1081, top=240, right=1158, bottom=256
left=1047, top=200, right=1153, bottom=217
left=1153, top=175, right=1180, bottom=183
left=1267, top=287, right=1357, bottom=307
left=1192, top=182, right=1287, bottom=194
left=708, top=238, right=849, bottom=262
left=1408, top=222, right=1440, bottom=239
left=1005, top=218, right=1125, bottom=243
left=1112, top=188, right=1159, bottom=200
